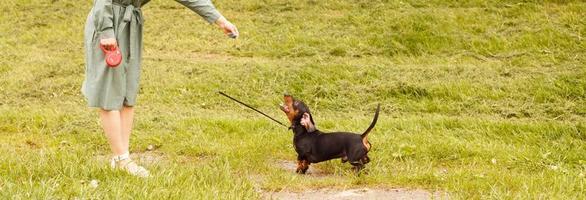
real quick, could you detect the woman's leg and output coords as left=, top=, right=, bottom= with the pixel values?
left=99, top=109, right=126, bottom=156
left=100, top=107, right=149, bottom=177
left=117, top=106, right=149, bottom=177
left=120, top=106, right=134, bottom=151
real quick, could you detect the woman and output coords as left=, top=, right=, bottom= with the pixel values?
left=82, top=0, right=238, bottom=177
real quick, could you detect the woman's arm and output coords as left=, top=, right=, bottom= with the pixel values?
left=175, top=0, right=239, bottom=38
left=175, top=0, right=222, bottom=24
left=93, top=0, right=117, bottom=47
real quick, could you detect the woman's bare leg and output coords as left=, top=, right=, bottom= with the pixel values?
left=99, top=109, right=125, bottom=156
left=100, top=107, right=148, bottom=177
left=120, top=106, right=134, bottom=151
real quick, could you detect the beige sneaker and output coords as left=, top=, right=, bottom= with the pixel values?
left=110, top=152, right=150, bottom=178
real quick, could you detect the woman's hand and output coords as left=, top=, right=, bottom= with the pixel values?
left=100, top=38, right=117, bottom=50
left=215, top=16, right=239, bottom=39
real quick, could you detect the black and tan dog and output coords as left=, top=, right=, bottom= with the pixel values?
left=279, top=94, right=380, bottom=174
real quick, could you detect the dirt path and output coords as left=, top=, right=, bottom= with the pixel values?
left=263, top=188, right=446, bottom=200
left=263, top=160, right=448, bottom=200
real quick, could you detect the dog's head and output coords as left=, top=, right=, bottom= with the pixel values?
left=280, top=94, right=315, bottom=132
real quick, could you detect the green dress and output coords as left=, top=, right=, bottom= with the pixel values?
left=82, top=0, right=221, bottom=110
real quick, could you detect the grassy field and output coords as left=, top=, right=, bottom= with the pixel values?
left=1, top=0, right=585, bottom=199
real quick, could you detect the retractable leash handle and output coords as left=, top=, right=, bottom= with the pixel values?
left=100, top=44, right=122, bottom=67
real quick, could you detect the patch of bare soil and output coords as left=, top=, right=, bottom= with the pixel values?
left=131, top=151, right=166, bottom=165
left=275, top=159, right=329, bottom=176
left=95, top=151, right=165, bottom=165
left=263, top=188, right=447, bottom=200
left=262, top=160, right=448, bottom=200
left=95, top=151, right=206, bottom=166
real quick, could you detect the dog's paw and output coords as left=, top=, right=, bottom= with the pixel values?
left=295, top=167, right=306, bottom=174
left=295, top=166, right=309, bottom=174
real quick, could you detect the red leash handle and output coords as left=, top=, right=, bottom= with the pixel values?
left=100, top=44, right=122, bottom=67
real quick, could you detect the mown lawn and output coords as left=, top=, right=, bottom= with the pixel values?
left=0, top=0, right=585, bottom=199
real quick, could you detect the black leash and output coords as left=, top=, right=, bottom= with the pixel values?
left=218, top=91, right=289, bottom=128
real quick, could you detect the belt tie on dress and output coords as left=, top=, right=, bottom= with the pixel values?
left=116, top=4, right=143, bottom=61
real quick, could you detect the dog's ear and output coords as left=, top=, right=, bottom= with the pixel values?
left=300, top=112, right=316, bottom=132
left=296, top=102, right=314, bottom=126
left=302, top=112, right=310, bottom=120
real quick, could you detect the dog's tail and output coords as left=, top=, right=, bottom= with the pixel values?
left=361, top=104, right=380, bottom=138
left=361, top=104, right=380, bottom=151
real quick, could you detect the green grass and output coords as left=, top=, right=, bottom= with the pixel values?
left=1, top=0, right=585, bottom=199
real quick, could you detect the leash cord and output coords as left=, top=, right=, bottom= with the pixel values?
left=218, top=91, right=289, bottom=128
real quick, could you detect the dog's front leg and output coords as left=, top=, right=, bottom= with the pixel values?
left=295, top=159, right=310, bottom=174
